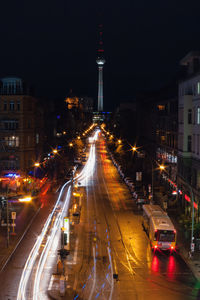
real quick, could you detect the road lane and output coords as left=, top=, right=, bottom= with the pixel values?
left=96, top=135, right=199, bottom=300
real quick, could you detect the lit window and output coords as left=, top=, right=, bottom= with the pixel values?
left=157, top=105, right=165, bottom=111
left=197, top=107, right=200, bottom=124
left=4, top=136, right=19, bottom=147
left=197, top=82, right=200, bottom=95
left=36, top=133, right=39, bottom=144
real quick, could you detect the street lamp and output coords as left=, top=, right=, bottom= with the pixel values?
left=132, top=146, right=137, bottom=152
left=159, top=164, right=165, bottom=171
left=33, top=162, right=40, bottom=194
left=190, top=187, right=195, bottom=253
left=131, top=146, right=154, bottom=203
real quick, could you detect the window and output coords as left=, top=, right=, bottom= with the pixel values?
left=197, top=135, right=200, bottom=155
left=157, top=105, right=165, bottom=111
left=36, top=133, right=39, bottom=144
left=10, top=100, right=15, bottom=111
left=197, top=107, right=200, bottom=124
left=4, top=100, right=7, bottom=111
left=188, top=135, right=192, bottom=152
left=4, top=136, right=19, bottom=147
left=17, top=100, right=20, bottom=111
left=197, top=82, right=200, bottom=95
left=193, top=134, right=195, bottom=153
left=3, top=120, right=19, bottom=130
left=188, top=109, right=192, bottom=124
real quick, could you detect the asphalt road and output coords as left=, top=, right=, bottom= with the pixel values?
left=71, top=135, right=200, bottom=300
left=0, top=131, right=200, bottom=300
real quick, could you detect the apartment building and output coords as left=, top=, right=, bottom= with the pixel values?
left=0, top=77, right=43, bottom=173
left=178, top=51, right=200, bottom=219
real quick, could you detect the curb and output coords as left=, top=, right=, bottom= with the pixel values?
left=178, top=244, right=200, bottom=282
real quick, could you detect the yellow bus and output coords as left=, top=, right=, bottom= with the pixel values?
left=142, top=204, right=176, bottom=252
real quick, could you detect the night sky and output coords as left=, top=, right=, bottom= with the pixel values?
left=1, top=1, right=200, bottom=110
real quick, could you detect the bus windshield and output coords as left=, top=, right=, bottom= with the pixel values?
left=155, top=230, right=175, bottom=242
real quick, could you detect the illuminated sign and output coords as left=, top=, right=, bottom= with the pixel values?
left=63, top=217, right=70, bottom=247
left=4, top=173, right=20, bottom=178
left=63, top=218, right=69, bottom=234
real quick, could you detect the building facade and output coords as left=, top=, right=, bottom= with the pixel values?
left=178, top=51, right=200, bottom=220
left=0, top=77, right=43, bottom=173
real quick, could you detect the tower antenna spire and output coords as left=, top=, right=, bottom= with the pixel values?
left=96, top=23, right=105, bottom=112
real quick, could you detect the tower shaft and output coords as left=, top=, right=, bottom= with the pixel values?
left=97, top=65, right=104, bottom=111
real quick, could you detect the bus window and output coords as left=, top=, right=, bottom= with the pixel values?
left=158, top=230, right=175, bottom=242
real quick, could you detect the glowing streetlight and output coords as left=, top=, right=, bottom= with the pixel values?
left=77, top=136, right=81, bottom=140
left=53, top=149, right=58, bottom=154
left=69, top=142, right=73, bottom=147
left=118, top=139, right=122, bottom=144
left=132, top=146, right=137, bottom=152
left=34, top=162, right=40, bottom=167
left=159, top=164, right=165, bottom=171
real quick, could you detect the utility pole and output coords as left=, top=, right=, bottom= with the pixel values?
left=190, top=185, right=195, bottom=253
left=6, top=183, right=9, bottom=248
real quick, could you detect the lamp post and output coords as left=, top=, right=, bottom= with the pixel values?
left=186, top=184, right=195, bottom=253
left=132, top=146, right=154, bottom=203
left=33, top=162, right=40, bottom=194
left=6, top=182, right=9, bottom=248
left=191, top=189, right=195, bottom=253
left=132, top=146, right=166, bottom=204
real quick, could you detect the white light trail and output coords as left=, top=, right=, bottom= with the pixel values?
left=17, top=130, right=98, bottom=300
left=33, top=188, right=71, bottom=300
left=17, top=180, right=71, bottom=300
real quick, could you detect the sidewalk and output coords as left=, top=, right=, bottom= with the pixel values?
left=169, top=209, right=200, bottom=281
left=154, top=189, right=200, bottom=282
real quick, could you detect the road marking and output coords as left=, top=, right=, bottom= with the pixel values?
left=48, top=275, right=54, bottom=290
left=73, top=238, right=79, bottom=264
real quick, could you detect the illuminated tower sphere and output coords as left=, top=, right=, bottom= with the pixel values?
left=96, top=24, right=106, bottom=112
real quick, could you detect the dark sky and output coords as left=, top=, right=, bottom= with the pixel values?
left=1, top=1, right=200, bottom=110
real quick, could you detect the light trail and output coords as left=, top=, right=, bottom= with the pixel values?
left=17, top=179, right=71, bottom=300
left=75, top=130, right=99, bottom=185
left=17, top=129, right=100, bottom=300
left=33, top=188, right=71, bottom=300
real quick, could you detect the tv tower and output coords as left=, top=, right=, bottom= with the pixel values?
left=96, top=24, right=105, bottom=112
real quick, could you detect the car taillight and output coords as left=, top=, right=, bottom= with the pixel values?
left=154, top=245, right=157, bottom=249
left=171, top=246, right=174, bottom=250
